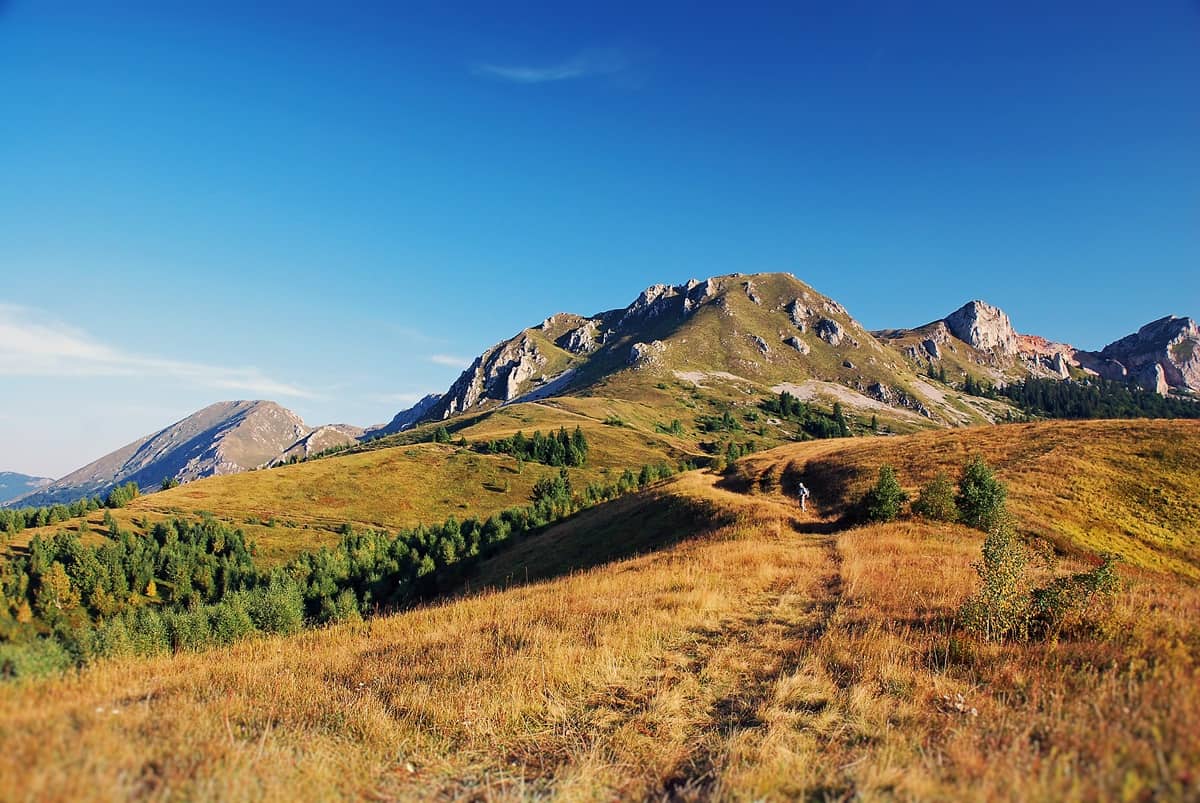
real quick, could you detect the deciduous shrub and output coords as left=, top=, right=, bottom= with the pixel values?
left=911, top=471, right=958, bottom=522
left=959, top=513, right=1030, bottom=641
left=1030, top=554, right=1121, bottom=637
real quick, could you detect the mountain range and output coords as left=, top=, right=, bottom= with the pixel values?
left=7, top=272, right=1197, bottom=508
left=0, top=472, right=54, bottom=505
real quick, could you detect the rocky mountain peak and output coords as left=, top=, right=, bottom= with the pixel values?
left=943, top=300, right=1018, bottom=355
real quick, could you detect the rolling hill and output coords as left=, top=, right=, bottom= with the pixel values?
left=2, top=420, right=1196, bottom=800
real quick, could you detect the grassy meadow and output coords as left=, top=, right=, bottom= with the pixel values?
left=0, top=420, right=1197, bottom=800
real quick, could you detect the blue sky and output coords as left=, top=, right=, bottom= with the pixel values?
left=2, top=1, right=1198, bottom=477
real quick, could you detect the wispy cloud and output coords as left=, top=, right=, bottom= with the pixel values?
left=429, top=354, right=469, bottom=368
left=0, top=304, right=317, bottom=399
left=473, top=48, right=630, bottom=84
left=367, top=391, right=435, bottom=406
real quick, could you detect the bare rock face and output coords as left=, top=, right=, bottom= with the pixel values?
left=815, top=317, right=845, bottom=346
left=918, top=322, right=953, bottom=360
left=744, top=280, right=762, bottom=305
left=1050, top=351, right=1071, bottom=379
left=368, top=393, right=444, bottom=437
left=557, top=320, right=602, bottom=354
left=1132, top=362, right=1171, bottom=395
left=1074, top=352, right=1129, bottom=382
left=782, top=335, right=810, bottom=355
left=944, top=301, right=1018, bottom=355
left=786, top=298, right=813, bottom=331
left=751, top=334, right=770, bottom=356
left=278, top=423, right=364, bottom=462
left=867, top=382, right=894, bottom=404
left=682, top=278, right=719, bottom=315
left=440, top=333, right=549, bottom=416
left=1098, top=316, right=1200, bottom=393
left=619, top=284, right=683, bottom=327
left=629, top=340, right=667, bottom=368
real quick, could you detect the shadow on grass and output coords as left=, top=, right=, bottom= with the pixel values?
left=445, top=486, right=735, bottom=598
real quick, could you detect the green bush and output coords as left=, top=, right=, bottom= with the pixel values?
left=862, top=465, right=908, bottom=522
left=0, top=638, right=74, bottom=679
left=956, top=457, right=1007, bottom=531
left=248, top=577, right=305, bottom=635
left=1030, top=554, right=1121, bottom=637
left=210, top=597, right=256, bottom=645
left=912, top=471, right=958, bottom=522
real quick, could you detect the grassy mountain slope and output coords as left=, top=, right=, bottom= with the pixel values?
left=729, top=419, right=1200, bottom=578
left=2, top=421, right=1196, bottom=800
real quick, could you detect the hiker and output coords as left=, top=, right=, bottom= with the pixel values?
left=797, top=481, right=810, bottom=512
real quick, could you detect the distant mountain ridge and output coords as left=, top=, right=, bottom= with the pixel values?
left=8, top=401, right=361, bottom=508
left=0, top=472, right=54, bottom=505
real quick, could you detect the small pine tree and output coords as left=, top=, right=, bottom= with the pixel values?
left=862, top=465, right=908, bottom=522
left=956, top=457, right=1007, bottom=531
left=832, top=402, right=850, bottom=437
left=638, top=465, right=654, bottom=488
left=912, top=471, right=958, bottom=522
left=145, top=579, right=158, bottom=598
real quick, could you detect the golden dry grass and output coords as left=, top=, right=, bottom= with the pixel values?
left=735, top=419, right=1200, bottom=578
left=1, top=422, right=1198, bottom=800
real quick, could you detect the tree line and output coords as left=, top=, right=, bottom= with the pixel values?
left=988, top=377, right=1200, bottom=420
left=475, top=426, right=589, bottom=468
left=0, top=482, right=142, bottom=538
left=763, top=391, right=852, bottom=439
left=0, top=459, right=680, bottom=678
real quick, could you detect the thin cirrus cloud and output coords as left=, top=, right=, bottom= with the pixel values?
left=368, top=391, right=436, bottom=406
left=473, top=48, right=631, bottom=84
left=429, top=354, right=469, bottom=368
left=0, top=304, right=316, bottom=399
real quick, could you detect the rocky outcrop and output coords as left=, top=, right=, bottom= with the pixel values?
left=751, top=335, right=770, bottom=356
left=786, top=298, right=812, bottom=331
left=682, top=278, right=719, bottom=315
left=744, top=281, right=762, bottom=305
left=944, top=301, right=1018, bottom=355
left=919, top=322, right=953, bottom=360
left=815, top=317, right=845, bottom=346
left=1050, top=351, right=1071, bottom=380
left=557, top=320, right=602, bottom=354
left=629, top=340, right=667, bottom=368
left=278, top=424, right=364, bottom=462
left=366, top=393, right=443, bottom=437
left=782, top=335, right=810, bottom=355
left=439, top=333, right=550, bottom=416
left=1097, top=316, right=1199, bottom=393
left=861, top=381, right=933, bottom=419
